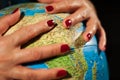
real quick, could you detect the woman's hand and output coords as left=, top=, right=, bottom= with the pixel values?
left=38, top=0, right=106, bottom=51
left=0, top=8, right=69, bottom=80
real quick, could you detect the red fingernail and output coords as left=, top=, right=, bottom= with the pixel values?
left=61, top=44, right=70, bottom=53
left=47, top=20, right=57, bottom=27
left=12, top=8, right=19, bottom=14
left=87, top=33, right=91, bottom=41
left=46, top=6, right=54, bottom=12
left=57, top=70, right=67, bottom=77
left=65, top=19, right=72, bottom=28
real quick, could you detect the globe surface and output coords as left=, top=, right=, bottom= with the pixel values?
left=0, top=3, right=109, bottom=80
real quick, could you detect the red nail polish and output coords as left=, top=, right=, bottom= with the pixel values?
left=46, top=6, right=54, bottom=12
left=87, top=33, right=91, bottom=40
left=47, top=20, right=55, bottom=27
left=61, top=44, right=70, bottom=53
left=57, top=70, right=67, bottom=77
left=65, top=19, right=72, bottom=28
left=12, top=8, right=19, bottom=14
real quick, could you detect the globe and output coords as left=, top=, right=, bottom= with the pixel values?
left=0, top=3, right=109, bottom=80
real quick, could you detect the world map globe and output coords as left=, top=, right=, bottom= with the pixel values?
left=0, top=3, right=109, bottom=80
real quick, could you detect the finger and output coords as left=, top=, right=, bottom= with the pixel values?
left=0, top=8, right=21, bottom=36
left=9, top=66, right=67, bottom=80
left=63, top=7, right=89, bottom=28
left=82, top=18, right=98, bottom=42
left=82, top=18, right=107, bottom=51
left=37, top=0, right=60, bottom=3
left=13, top=44, right=70, bottom=64
left=8, top=19, right=57, bottom=46
left=45, top=0, right=82, bottom=13
left=98, top=24, right=107, bottom=51
left=0, top=77, right=12, bottom=80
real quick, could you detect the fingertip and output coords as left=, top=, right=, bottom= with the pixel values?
left=82, top=32, right=92, bottom=42
left=98, top=27, right=107, bottom=51
left=56, top=69, right=68, bottom=78
left=102, top=46, right=106, bottom=51
left=11, top=8, right=21, bottom=16
left=45, top=68, right=68, bottom=79
left=60, top=44, right=70, bottom=53
left=12, top=8, right=19, bottom=14
left=99, top=43, right=106, bottom=51
left=2, top=8, right=21, bottom=27
left=47, top=19, right=57, bottom=28
left=65, top=19, right=72, bottom=28
left=45, top=5, right=54, bottom=13
left=10, top=8, right=21, bottom=22
left=63, top=18, right=73, bottom=29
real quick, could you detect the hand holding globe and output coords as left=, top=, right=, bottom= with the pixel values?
left=0, top=1, right=108, bottom=80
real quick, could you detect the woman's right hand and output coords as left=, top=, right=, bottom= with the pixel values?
left=38, top=0, right=106, bottom=51
left=0, top=8, right=69, bottom=80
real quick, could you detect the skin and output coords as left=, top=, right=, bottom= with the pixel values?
left=0, top=9, right=69, bottom=80
left=38, top=0, right=107, bottom=51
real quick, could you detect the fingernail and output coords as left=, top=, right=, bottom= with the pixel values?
left=57, top=70, right=67, bottom=77
left=47, top=20, right=57, bottom=27
left=103, top=45, right=106, bottom=51
left=12, top=8, right=19, bottom=14
left=61, top=44, right=70, bottom=53
left=87, top=33, right=92, bottom=41
left=46, top=6, right=54, bottom=12
left=65, top=19, right=72, bottom=28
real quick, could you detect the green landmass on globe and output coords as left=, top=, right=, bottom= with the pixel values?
left=0, top=3, right=109, bottom=80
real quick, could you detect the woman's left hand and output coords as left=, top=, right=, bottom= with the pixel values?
left=38, top=0, right=106, bottom=51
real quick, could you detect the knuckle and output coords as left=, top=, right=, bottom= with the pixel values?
left=48, top=45, right=60, bottom=56
left=64, top=0, right=71, bottom=10
left=26, top=72, right=37, bottom=80
left=0, top=25, right=7, bottom=32
left=81, top=14, right=86, bottom=20
left=26, top=27, right=37, bottom=37
left=31, top=50, right=43, bottom=60
left=50, top=49, right=59, bottom=56
left=82, top=9, right=88, bottom=18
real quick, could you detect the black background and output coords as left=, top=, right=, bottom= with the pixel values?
left=92, top=0, right=120, bottom=80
